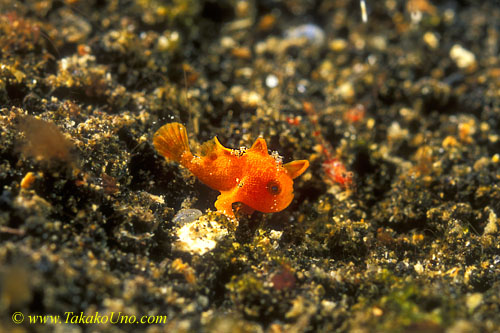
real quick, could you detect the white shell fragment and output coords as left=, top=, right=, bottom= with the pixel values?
left=173, top=216, right=229, bottom=255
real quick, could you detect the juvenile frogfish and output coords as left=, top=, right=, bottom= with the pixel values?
left=153, top=123, right=309, bottom=219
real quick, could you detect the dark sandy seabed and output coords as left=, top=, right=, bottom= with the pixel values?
left=1, top=0, right=500, bottom=332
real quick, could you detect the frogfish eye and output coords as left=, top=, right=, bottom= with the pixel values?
left=266, top=180, right=281, bottom=195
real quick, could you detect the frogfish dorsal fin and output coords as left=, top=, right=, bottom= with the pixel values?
left=200, top=136, right=232, bottom=157
left=249, top=138, right=268, bottom=155
left=284, top=160, right=309, bottom=179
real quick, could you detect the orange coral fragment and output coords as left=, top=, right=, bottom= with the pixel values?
left=20, top=172, right=36, bottom=189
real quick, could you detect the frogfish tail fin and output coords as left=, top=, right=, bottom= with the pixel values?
left=153, top=122, right=192, bottom=164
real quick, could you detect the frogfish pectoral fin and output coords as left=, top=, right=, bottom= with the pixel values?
left=215, top=191, right=237, bottom=219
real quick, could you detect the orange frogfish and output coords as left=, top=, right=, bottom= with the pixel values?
left=153, top=123, right=309, bottom=219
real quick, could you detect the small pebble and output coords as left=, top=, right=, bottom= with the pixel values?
left=450, top=44, right=477, bottom=72
left=284, top=23, right=325, bottom=47
left=265, top=74, right=279, bottom=88
left=423, top=32, right=439, bottom=49
left=172, top=208, right=203, bottom=224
